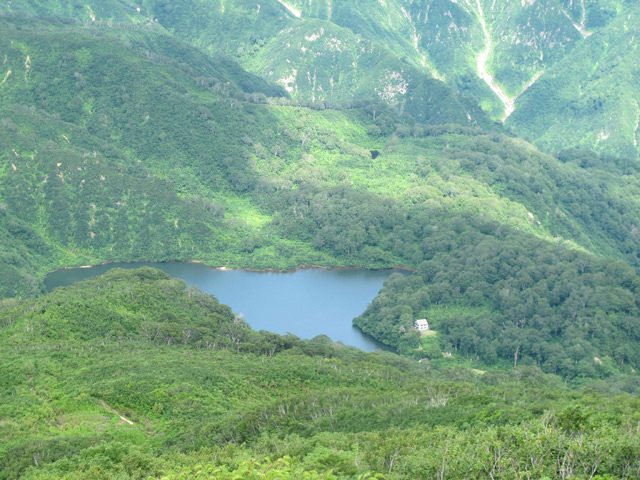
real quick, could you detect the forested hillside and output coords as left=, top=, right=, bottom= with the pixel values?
left=4, top=0, right=638, bottom=157
left=2, top=11, right=640, bottom=374
left=2, top=1, right=640, bottom=476
left=2, top=269, right=639, bottom=479
left=355, top=226, right=640, bottom=379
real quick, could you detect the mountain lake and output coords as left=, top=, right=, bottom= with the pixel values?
left=45, top=262, right=410, bottom=351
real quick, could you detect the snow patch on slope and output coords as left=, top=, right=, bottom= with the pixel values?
left=278, top=0, right=301, bottom=18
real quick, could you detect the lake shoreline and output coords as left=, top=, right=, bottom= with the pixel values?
left=44, top=261, right=406, bottom=352
left=45, top=259, right=415, bottom=277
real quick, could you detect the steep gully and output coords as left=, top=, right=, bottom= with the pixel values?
left=467, top=0, right=543, bottom=121
left=562, top=0, right=592, bottom=39
left=400, top=6, right=444, bottom=82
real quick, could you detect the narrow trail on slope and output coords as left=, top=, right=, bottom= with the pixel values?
left=100, top=400, right=135, bottom=425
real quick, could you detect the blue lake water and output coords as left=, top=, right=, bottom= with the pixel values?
left=45, top=262, right=409, bottom=351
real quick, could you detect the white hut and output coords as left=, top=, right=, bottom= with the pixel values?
left=414, top=319, right=429, bottom=331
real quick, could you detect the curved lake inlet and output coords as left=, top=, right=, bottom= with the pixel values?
left=45, top=262, right=409, bottom=352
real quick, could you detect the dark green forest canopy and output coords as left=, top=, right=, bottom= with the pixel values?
left=1, top=269, right=640, bottom=479
left=355, top=225, right=640, bottom=379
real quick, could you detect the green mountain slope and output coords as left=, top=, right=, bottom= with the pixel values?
left=1, top=13, right=640, bottom=376
left=1, top=268, right=639, bottom=478
left=1, top=5, right=640, bottom=472
left=508, top=7, right=640, bottom=158
left=0, top=15, right=292, bottom=296
left=5, top=0, right=639, bottom=157
left=355, top=222, right=640, bottom=378
left=299, top=0, right=640, bottom=158
left=132, top=0, right=497, bottom=128
left=0, top=0, right=497, bottom=128
left=2, top=9, right=640, bottom=378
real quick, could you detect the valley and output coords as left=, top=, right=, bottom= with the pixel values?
left=1, top=1, right=640, bottom=478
